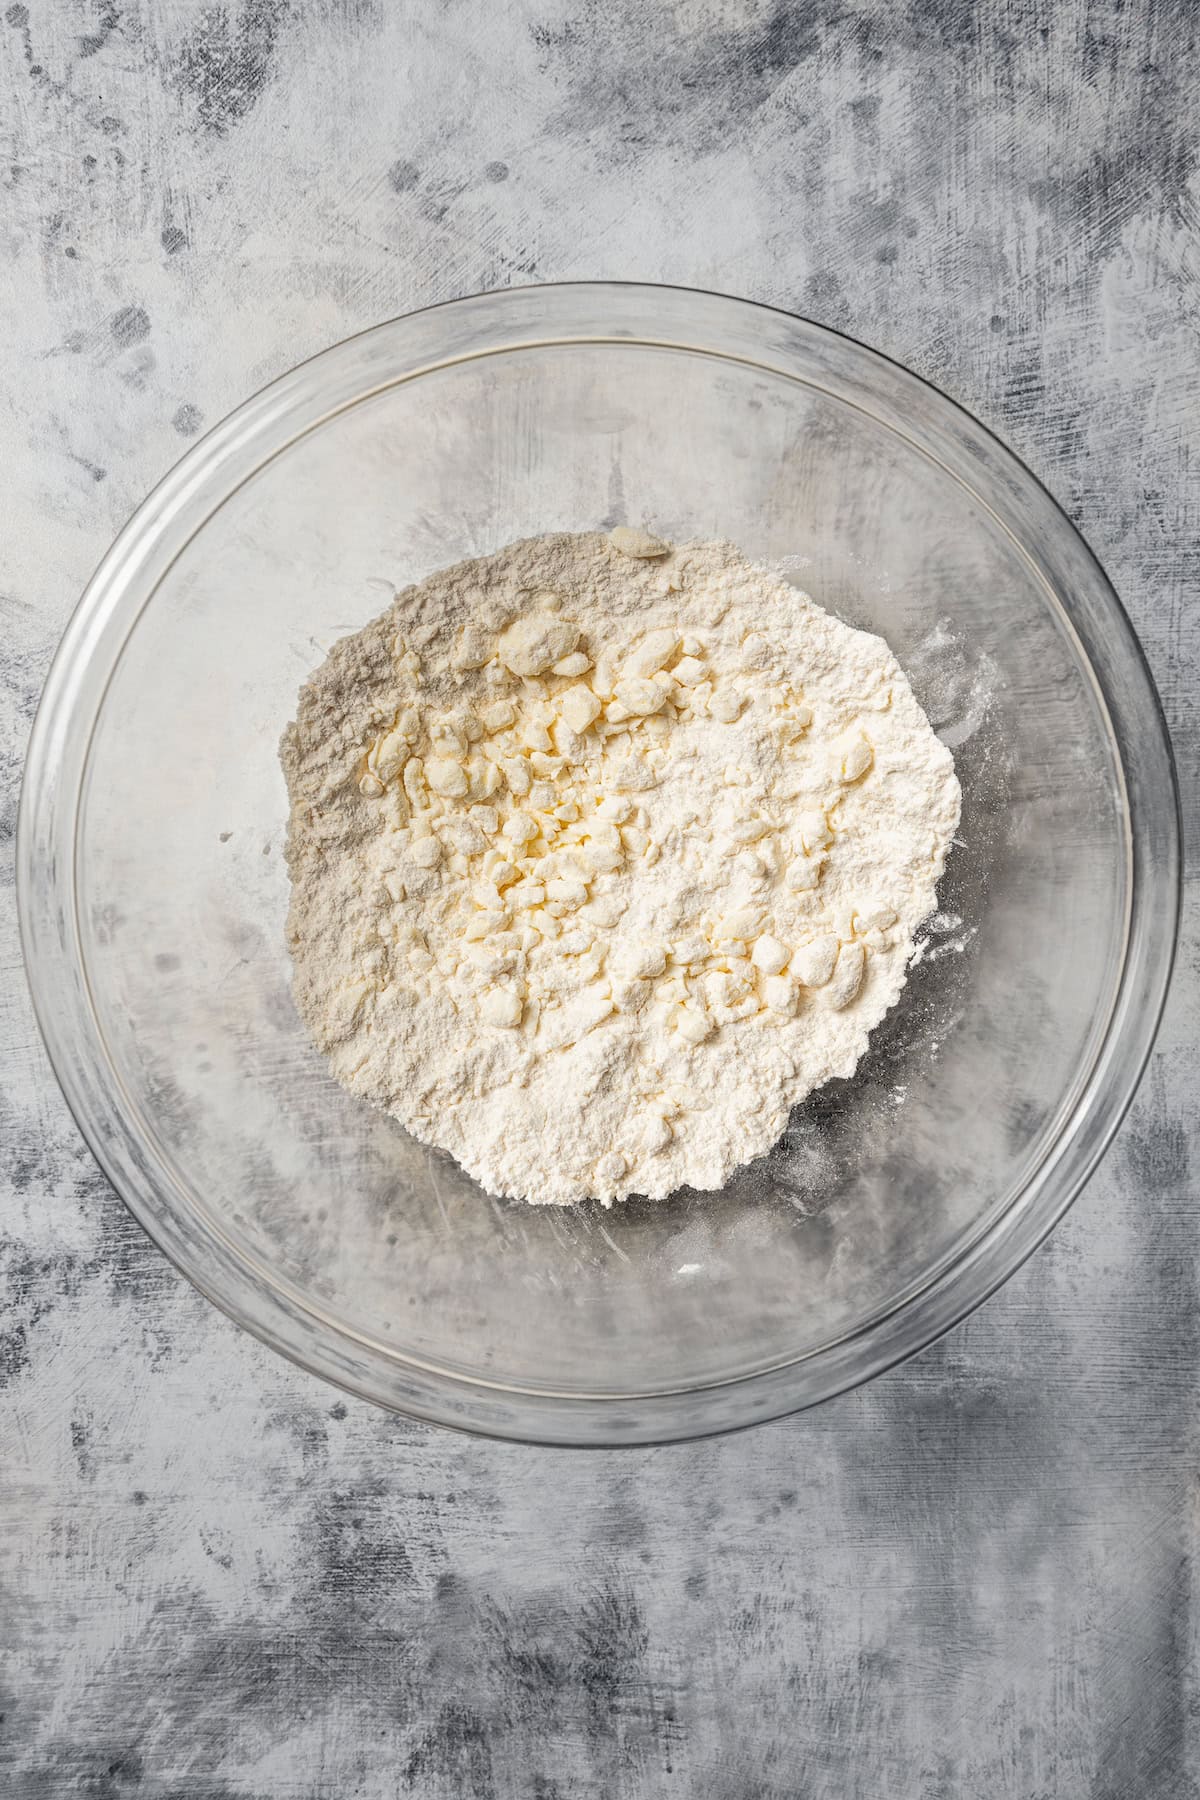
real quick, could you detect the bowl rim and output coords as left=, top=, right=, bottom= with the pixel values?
left=17, top=280, right=1182, bottom=1446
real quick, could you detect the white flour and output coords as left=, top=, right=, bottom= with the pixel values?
left=281, top=532, right=960, bottom=1205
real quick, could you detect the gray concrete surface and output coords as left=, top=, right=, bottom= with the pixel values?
left=2, top=3, right=1197, bottom=1795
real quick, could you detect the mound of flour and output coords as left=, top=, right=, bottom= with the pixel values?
left=281, top=531, right=960, bottom=1205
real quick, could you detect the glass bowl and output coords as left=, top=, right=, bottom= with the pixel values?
left=18, top=284, right=1180, bottom=1445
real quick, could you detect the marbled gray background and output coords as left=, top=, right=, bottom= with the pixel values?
left=2, top=2, right=1197, bottom=1795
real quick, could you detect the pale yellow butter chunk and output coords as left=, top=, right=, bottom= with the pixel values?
left=496, top=614, right=581, bottom=676
left=480, top=988, right=523, bottom=1028
left=613, top=677, right=667, bottom=717
left=559, top=684, right=603, bottom=734
left=608, top=525, right=670, bottom=558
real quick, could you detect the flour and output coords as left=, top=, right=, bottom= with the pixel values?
left=280, top=532, right=961, bottom=1205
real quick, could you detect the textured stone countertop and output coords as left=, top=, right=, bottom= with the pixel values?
left=2, top=4, right=1197, bottom=1795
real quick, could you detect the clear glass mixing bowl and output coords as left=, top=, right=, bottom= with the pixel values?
left=18, top=284, right=1180, bottom=1444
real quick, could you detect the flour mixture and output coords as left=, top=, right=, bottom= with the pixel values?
left=281, top=531, right=960, bottom=1204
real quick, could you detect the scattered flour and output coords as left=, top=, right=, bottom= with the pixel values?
left=280, top=531, right=960, bottom=1205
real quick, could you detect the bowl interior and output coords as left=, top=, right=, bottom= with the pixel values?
left=73, top=333, right=1128, bottom=1405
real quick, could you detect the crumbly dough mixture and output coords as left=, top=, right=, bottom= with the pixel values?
left=281, top=530, right=961, bottom=1204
